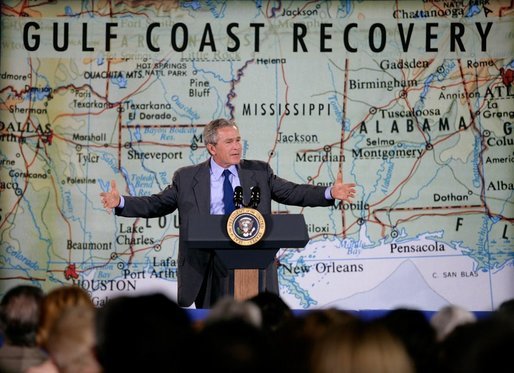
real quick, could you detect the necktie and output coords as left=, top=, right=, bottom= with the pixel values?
left=223, top=169, right=235, bottom=214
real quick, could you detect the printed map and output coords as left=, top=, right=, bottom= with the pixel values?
left=1, top=0, right=513, bottom=310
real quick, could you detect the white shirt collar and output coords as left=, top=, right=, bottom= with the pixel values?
left=210, top=158, right=237, bottom=179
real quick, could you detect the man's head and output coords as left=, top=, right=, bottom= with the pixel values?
left=204, top=118, right=242, bottom=168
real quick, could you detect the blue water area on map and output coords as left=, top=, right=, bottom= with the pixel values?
left=133, top=125, right=142, bottom=142
left=98, top=178, right=111, bottom=192
left=111, top=74, right=127, bottom=88
left=27, top=86, right=51, bottom=102
left=466, top=5, right=481, bottom=17
left=120, top=167, right=136, bottom=196
left=182, top=1, right=201, bottom=11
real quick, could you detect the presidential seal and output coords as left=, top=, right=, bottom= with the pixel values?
left=226, top=208, right=266, bottom=246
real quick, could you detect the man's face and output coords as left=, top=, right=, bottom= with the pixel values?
left=208, top=125, right=242, bottom=168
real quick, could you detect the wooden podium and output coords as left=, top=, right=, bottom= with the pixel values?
left=185, top=214, right=309, bottom=301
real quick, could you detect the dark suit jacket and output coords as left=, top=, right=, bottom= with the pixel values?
left=116, top=159, right=333, bottom=307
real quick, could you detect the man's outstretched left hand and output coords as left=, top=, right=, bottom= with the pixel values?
left=331, top=170, right=356, bottom=202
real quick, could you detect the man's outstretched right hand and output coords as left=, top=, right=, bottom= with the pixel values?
left=100, top=180, right=121, bottom=211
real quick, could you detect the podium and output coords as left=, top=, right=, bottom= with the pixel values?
left=185, top=214, right=309, bottom=301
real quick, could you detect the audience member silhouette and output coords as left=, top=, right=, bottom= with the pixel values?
left=436, top=312, right=514, bottom=373
left=195, top=317, right=277, bottom=373
left=276, top=308, right=358, bottom=373
left=430, top=304, right=476, bottom=341
left=27, top=285, right=95, bottom=373
left=496, top=297, right=514, bottom=320
left=45, top=305, right=100, bottom=373
left=0, top=285, right=46, bottom=373
left=204, top=296, right=262, bottom=327
left=310, top=319, right=415, bottom=373
left=380, top=308, right=437, bottom=373
left=248, top=291, right=293, bottom=336
left=35, top=285, right=94, bottom=351
left=95, top=292, right=193, bottom=372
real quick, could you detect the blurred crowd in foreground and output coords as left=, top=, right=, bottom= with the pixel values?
left=0, top=284, right=513, bottom=373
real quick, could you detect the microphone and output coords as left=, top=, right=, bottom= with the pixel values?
left=249, top=186, right=260, bottom=209
left=233, top=186, right=244, bottom=209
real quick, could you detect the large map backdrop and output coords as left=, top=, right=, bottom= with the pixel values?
left=1, top=0, right=513, bottom=311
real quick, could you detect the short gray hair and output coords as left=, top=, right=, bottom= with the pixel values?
left=203, top=118, right=238, bottom=146
left=205, top=296, right=262, bottom=328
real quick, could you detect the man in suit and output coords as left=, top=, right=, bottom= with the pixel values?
left=100, top=118, right=356, bottom=308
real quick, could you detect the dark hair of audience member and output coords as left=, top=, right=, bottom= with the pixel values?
left=0, top=285, right=47, bottom=373
left=248, top=291, right=293, bottom=335
left=0, top=285, right=44, bottom=347
left=436, top=315, right=514, bottom=373
left=496, top=298, right=514, bottom=320
left=95, top=292, right=193, bottom=373
left=275, top=308, right=358, bottom=373
left=379, top=308, right=437, bottom=373
left=195, top=317, right=277, bottom=373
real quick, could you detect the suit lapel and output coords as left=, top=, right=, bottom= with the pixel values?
left=237, top=160, right=258, bottom=205
left=192, top=160, right=211, bottom=213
